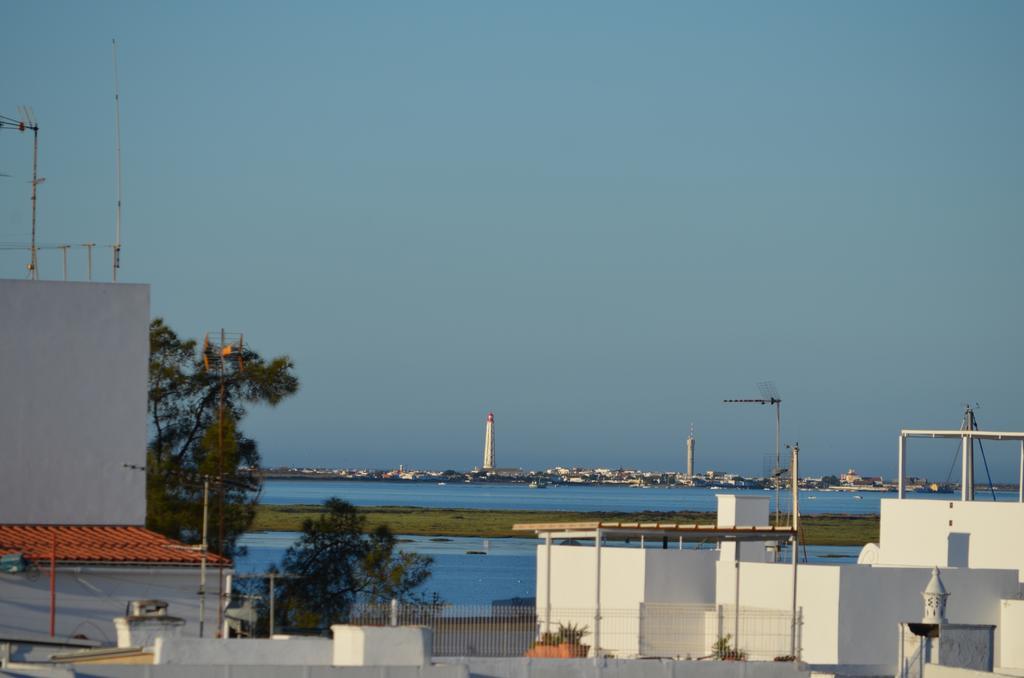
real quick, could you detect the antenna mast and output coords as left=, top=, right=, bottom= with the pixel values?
left=724, top=381, right=783, bottom=529
left=112, top=38, right=123, bottom=280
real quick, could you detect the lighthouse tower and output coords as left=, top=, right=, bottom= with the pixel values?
left=686, top=423, right=695, bottom=478
left=483, top=412, right=496, bottom=470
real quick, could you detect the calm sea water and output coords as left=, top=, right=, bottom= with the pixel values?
left=259, top=478, right=1017, bottom=515
left=235, top=532, right=863, bottom=605
left=239, top=483, right=1015, bottom=606
left=239, top=479, right=1012, bottom=604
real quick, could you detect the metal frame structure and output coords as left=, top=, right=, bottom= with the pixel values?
left=897, top=429, right=1024, bottom=502
left=514, top=521, right=799, bottom=658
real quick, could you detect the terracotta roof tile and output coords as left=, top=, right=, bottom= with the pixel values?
left=0, top=525, right=231, bottom=566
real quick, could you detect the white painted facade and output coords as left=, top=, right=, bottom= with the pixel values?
left=718, top=561, right=1016, bottom=666
left=154, top=637, right=334, bottom=665
left=535, top=543, right=719, bottom=655
left=530, top=486, right=1024, bottom=669
left=998, top=599, right=1024, bottom=671
left=332, top=626, right=432, bottom=667
left=717, top=495, right=770, bottom=563
left=878, top=499, right=1024, bottom=582
left=0, top=279, right=149, bottom=526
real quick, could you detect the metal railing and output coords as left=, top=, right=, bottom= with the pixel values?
left=348, top=602, right=801, bottom=660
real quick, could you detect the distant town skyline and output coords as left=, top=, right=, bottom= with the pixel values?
left=2, top=2, right=1022, bottom=480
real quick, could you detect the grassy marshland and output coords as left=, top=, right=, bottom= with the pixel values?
left=251, top=505, right=878, bottom=546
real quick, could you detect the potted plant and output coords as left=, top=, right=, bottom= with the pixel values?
left=525, top=623, right=590, bottom=658
left=711, top=634, right=747, bottom=661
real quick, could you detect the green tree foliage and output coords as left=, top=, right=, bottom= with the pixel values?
left=147, top=318, right=299, bottom=557
left=279, top=498, right=433, bottom=629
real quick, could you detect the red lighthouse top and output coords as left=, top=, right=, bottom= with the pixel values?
left=487, top=412, right=494, bottom=422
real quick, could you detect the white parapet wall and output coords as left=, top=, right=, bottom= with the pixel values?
left=452, top=657, right=810, bottom=678
left=878, top=499, right=1024, bottom=582
left=0, top=279, right=150, bottom=525
left=998, top=599, right=1024, bottom=671
left=538, top=545, right=718, bottom=611
left=717, top=495, right=771, bottom=563
left=332, top=626, right=432, bottom=667
left=716, top=560, right=1018, bottom=667
left=154, top=637, right=333, bottom=665
left=535, top=543, right=718, bottom=655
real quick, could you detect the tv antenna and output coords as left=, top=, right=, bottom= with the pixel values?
left=724, top=380, right=783, bottom=528
left=112, top=39, right=124, bottom=280
left=0, top=108, right=41, bottom=279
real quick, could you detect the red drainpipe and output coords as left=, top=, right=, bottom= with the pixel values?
left=49, top=533, right=56, bottom=637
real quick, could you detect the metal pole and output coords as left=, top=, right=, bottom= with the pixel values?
left=733, top=559, right=740, bottom=646
left=61, top=245, right=68, bottom=281
left=790, top=443, right=799, bottom=658
left=967, top=410, right=976, bottom=502
left=199, top=477, right=209, bottom=637
left=544, top=534, right=552, bottom=633
left=217, top=329, right=226, bottom=634
left=792, top=443, right=799, bottom=560
left=593, top=528, right=601, bottom=658
left=898, top=435, right=905, bottom=500
left=775, top=402, right=781, bottom=527
left=961, top=433, right=970, bottom=502
left=112, top=39, right=123, bottom=282
left=84, top=244, right=94, bottom=281
left=1019, top=441, right=1023, bottom=504
left=30, top=126, right=39, bottom=280
left=268, top=572, right=275, bottom=637
left=49, top=533, right=56, bottom=637
left=221, top=574, right=232, bottom=639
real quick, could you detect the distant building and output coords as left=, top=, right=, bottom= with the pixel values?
left=483, top=411, right=495, bottom=469
left=685, top=423, right=695, bottom=477
left=841, top=468, right=861, bottom=484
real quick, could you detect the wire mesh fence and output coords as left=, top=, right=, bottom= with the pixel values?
left=348, top=602, right=800, bottom=660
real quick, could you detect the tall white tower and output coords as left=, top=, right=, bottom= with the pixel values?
left=686, top=423, right=695, bottom=478
left=483, top=411, right=496, bottom=470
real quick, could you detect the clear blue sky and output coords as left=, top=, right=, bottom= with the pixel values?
left=3, top=2, right=1023, bottom=479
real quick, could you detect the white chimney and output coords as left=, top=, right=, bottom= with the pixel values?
left=922, top=567, right=949, bottom=624
left=114, top=600, right=185, bottom=648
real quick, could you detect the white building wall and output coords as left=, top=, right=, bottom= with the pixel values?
left=836, top=566, right=1015, bottom=667
left=0, top=279, right=150, bottom=525
left=536, top=543, right=718, bottom=656
left=998, top=599, right=1024, bottom=670
left=155, top=637, right=333, bottom=665
left=643, top=548, right=718, bottom=604
left=715, top=561, right=840, bottom=663
left=716, top=561, right=1018, bottom=667
left=717, top=495, right=770, bottom=563
left=537, top=544, right=719, bottom=610
left=879, top=499, right=1024, bottom=583
left=538, top=544, right=644, bottom=611
left=0, top=566, right=217, bottom=642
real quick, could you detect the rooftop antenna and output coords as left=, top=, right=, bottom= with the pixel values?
left=18, top=106, right=40, bottom=280
left=112, top=38, right=123, bottom=281
left=724, top=380, right=783, bottom=529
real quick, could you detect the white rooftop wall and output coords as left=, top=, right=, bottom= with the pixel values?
left=536, top=543, right=718, bottom=656
left=835, top=566, right=1015, bottom=668
left=717, top=494, right=770, bottom=562
left=715, top=561, right=840, bottom=663
left=0, top=279, right=149, bottom=525
left=879, top=499, right=1024, bottom=582
left=716, top=560, right=1018, bottom=666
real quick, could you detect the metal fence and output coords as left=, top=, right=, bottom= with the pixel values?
left=349, top=603, right=800, bottom=660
